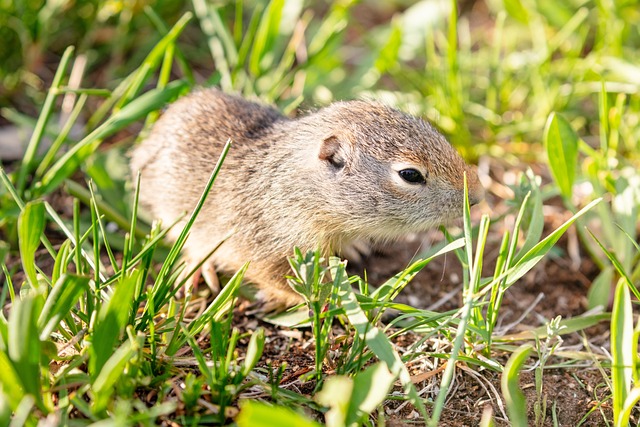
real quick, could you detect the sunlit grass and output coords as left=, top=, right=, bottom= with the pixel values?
left=1, top=0, right=639, bottom=425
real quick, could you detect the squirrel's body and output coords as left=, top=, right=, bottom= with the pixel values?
left=131, top=88, right=483, bottom=308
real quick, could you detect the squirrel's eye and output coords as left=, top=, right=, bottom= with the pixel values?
left=398, top=168, right=426, bottom=184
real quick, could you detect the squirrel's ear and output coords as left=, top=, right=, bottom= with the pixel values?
left=319, top=135, right=346, bottom=169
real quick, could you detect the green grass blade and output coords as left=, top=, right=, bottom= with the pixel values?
left=0, top=349, right=26, bottom=410
left=599, top=80, right=610, bottom=156
left=515, top=174, right=544, bottom=259
left=38, top=274, right=90, bottom=340
left=615, top=223, right=640, bottom=255
left=506, top=198, right=601, bottom=286
left=501, top=344, right=532, bottom=427
left=315, top=375, right=353, bottom=426
left=371, top=238, right=464, bottom=301
left=586, top=228, right=640, bottom=301
left=616, top=387, right=640, bottom=427
left=147, top=138, right=232, bottom=314
left=237, top=401, right=321, bottom=427
left=308, top=0, right=354, bottom=57
left=91, top=332, right=144, bottom=414
left=43, top=201, right=105, bottom=282
left=66, top=179, right=148, bottom=240
left=16, top=46, right=74, bottom=194
left=611, top=279, right=633, bottom=425
left=503, top=0, right=530, bottom=24
left=185, top=329, right=215, bottom=389
left=35, top=93, right=87, bottom=178
left=346, top=362, right=396, bottom=425
left=89, top=270, right=139, bottom=379
left=18, top=201, right=46, bottom=290
left=37, top=80, right=188, bottom=196
left=249, top=0, right=284, bottom=76
left=317, top=363, right=396, bottom=426
left=0, top=167, right=56, bottom=262
left=241, top=327, right=265, bottom=377
left=588, top=267, right=614, bottom=309
left=8, top=295, right=43, bottom=408
left=233, top=0, right=243, bottom=45
left=332, top=257, right=428, bottom=421
left=544, top=112, right=579, bottom=201
left=86, top=183, right=119, bottom=272
left=164, top=263, right=246, bottom=356
left=191, top=0, right=233, bottom=90
left=115, top=12, right=192, bottom=109
left=237, top=3, right=265, bottom=70
left=143, top=6, right=196, bottom=85
left=127, top=173, right=141, bottom=267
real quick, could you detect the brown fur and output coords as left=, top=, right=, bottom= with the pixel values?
left=130, top=88, right=483, bottom=309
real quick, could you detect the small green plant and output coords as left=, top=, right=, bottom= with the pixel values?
left=448, top=174, right=600, bottom=356
left=188, top=318, right=265, bottom=423
left=286, top=248, right=340, bottom=390
left=532, top=316, right=565, bottom=427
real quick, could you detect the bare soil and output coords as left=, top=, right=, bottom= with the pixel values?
left=226, top=228, right=613, bottom=426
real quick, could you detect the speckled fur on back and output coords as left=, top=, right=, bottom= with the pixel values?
left=131, top=88, right=483, bottom=308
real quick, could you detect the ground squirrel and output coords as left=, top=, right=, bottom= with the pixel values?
left=130, top=88, right=483, bottom=309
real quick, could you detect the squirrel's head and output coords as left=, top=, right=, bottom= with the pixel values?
left=301, top=101, right=483, bottom=241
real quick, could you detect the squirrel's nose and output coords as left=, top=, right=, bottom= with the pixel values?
left=468, top=190, right=484, bottom=206
left=466, top=170, right=484, bottom=206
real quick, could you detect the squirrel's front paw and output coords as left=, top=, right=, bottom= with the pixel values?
left=176, top=257, right=220, bottom=297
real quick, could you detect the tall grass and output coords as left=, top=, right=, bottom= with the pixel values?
left=1, top=0, right=639, bottom=425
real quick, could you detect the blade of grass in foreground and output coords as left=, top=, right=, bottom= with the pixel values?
left=15, top=46, right=74, bottom=194
left=237, top=400, right=321, bottom=427
left=17, top=201, right=46, bottom=290
left=0, top=168, right=57, bottom=261
left=91, top=332, right=145, bottom=415
left=142, top=138, right=232, bottom=323
left=88, top=270, right=139, bottom=380
left=504, top=197, right=601, bottom=286
left=37, top=274, right=90, bottom=340
left=331, top=256, right=428, bottom=421
left=587, top=228, right=640, bottom=301
left=7, top=295, right=43, bottom=410
left=611, top=278, right=633, bottom=426
left=617, top=387, right=640, bottom=427
left=0, top=349, right=25, bottom=411
left=164, top=262, right=247, bottom=356
left=430, top=175, right=478, bottom=426
left=316, top=361, right=396, bottom=426
left=501, top=344, right=532, bottom=427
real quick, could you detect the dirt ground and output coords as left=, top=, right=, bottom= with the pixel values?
left=226, top=231, right=612, bottom=426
